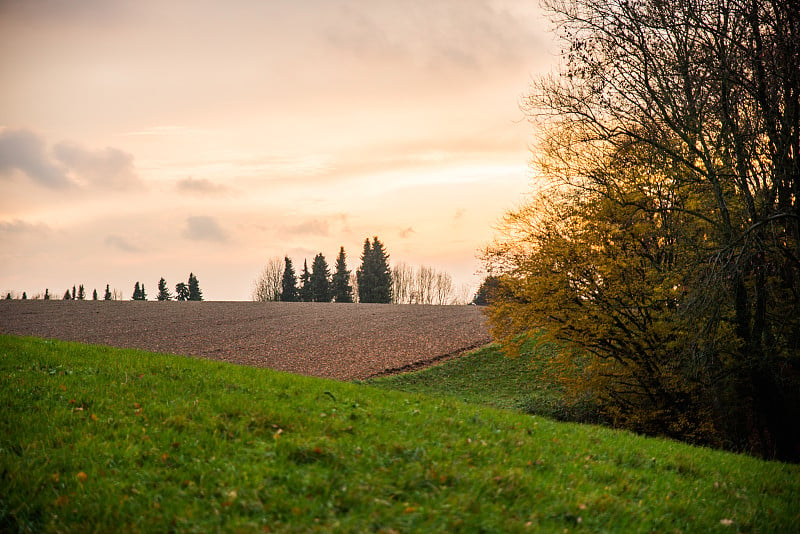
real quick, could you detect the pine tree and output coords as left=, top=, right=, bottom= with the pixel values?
left=78, top=284, right=85, bottom=300
left=175, top=282, right=189, bottom=301
left=104, top=284, right=112, bottom=301
left=299, top=260, right=312, bottom=302
left=63, top=289, right=71, bottom=300
left=357, top=237, right=392, bottom=303
left=5, top=293, right=11, bottom=300
left=157, top=277, right=171, bottom=301
left=310, top=253, right=332, bottom=302
left=72, top=286, right=76, bottom=300
left=332, top=246, right=353, bottom=303
left=188, top=273, right=203, bottom=301
left=280, top=257, right=299, bottom=302
left=92, top=289, right=98, bottom=300
left=22, top=292, right=27, bottom=300
left=44, top=289, right=50, bottom=300
left=132, top=282, right=141, bottom=300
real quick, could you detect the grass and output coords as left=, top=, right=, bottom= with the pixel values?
left=367, top=338, right=602, bottom=423
left=2, top=334, right=799, bottom=532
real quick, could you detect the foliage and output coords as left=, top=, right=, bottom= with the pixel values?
left=357, top=237, right=392, bottom=303
left=63, top=289, right=70, bottom=300
left=156, top=278, right=171, bottom=301
left=103, top=285, right=111, bottom=301
left=486, top=0, right=800, bottom=461
left=2, top=335, right=798, bottom=533
left=472, top=276, right=500, bottom=306
left=310, top=253, right=332, bottom=302
left=332, top=247, right=353, bottom=303
left=131, top=282, right=146, bottom=301
left=299, top=260, right=312, bottom=302
left=77, top=285, right=85, bottom=300
left=187, top=273, right=202, bottom=301
left=174, top=283, right=189, bottom=302
left=280, top=257, right=299, bottom=302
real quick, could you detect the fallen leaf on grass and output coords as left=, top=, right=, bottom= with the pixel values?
left=720, top=519, right=734, bottom=526
left=76, top=471, right=88, bottom=483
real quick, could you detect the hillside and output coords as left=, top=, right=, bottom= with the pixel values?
left=2, top=335, right=797, bottom=532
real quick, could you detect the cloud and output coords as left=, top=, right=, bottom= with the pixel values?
left=279, top=219, right=330, bottom=237
left=0, top=219, right=50, bottom=235
left=104, top=234, right=141, bottom=252
left=0, top=129, right=71, bottom=188
left=183, top=216, right=228, bottom=242
left=53, top=142, right=140, bottom=190
left=176, top=177, right=230, bottom=195
left=0, top=128, right=140, bottom=190
left=399, top=226, right=415, bottom=238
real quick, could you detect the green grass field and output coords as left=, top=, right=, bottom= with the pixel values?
left=2, top=334, right=798, bottom=532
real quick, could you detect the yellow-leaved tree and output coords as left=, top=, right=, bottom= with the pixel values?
left=486, top=0, right=800, bottom=461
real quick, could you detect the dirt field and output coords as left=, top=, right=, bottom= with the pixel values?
left=0, top=301, right=491, bottom=380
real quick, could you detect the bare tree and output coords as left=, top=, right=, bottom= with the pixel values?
left=252, top=257, right=284, bottom=302
left=433, top=271, right=453, bottom=305
left=391, top=262, right=414, bottom=304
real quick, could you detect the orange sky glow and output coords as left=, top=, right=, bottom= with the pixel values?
left=0, top=0, right=555, bottom=300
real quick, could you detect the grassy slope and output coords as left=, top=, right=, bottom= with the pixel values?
left=1, top=335, right=798, bottom=533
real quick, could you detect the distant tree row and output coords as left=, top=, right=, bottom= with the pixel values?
left=4, top=274, right=203, bottom=302
left=133, top=273, right=203, bottom=301
left=253, top=237, right=392, bottom=304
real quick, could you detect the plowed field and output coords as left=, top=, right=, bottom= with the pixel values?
left=0, top=301, right=490, bottom=380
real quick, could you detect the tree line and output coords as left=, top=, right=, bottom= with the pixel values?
left=253, top=237, right=392, bottom=303
left=5, top=273, right=203, bottom=302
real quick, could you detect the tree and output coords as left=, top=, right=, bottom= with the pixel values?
left=391, top=262, right=414, bottom=304
left=104, top=284, right=112, bottom=301
left=44, top=289, right=50, bottom=300
left=21, top=292, right=27, bottom=300
left=332, top=247, right=353, bottom=303
left=188, top=273, right=202, bottom=301
left=71, top=286, right=76, bottom=300
left=472, top=276, right=500, bottom=306
left=487, top=0, right=800, bottom=460
left=132, top=282, right=146, bottom=301
left=157, top=278, right=171, bottom=301
left=92, top=289, right=98, bottom=300
left=357, top=237, right=392, bottom=303
left=77, top=284, right=85, bottom=300
left=310, top=253, right=332, bottom=302
left=280, top=257, right=299, bottom=302
left=252, top=257, right=283, bottom=302
left=175, top=282, right=189, bottom=301
left=299, top=260, right=312, bottom=302
left=63, top=289, right=71, bottom=300
left=5, top=293, right=11, bottom=300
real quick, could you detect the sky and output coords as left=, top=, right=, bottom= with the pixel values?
left=0, top=0, right=555, bottom=301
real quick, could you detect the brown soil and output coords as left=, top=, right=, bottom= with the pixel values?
left=0, top=301, right=490, bottom=381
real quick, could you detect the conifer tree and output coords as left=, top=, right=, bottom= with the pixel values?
left=299, top=260, right=312, bottom=302
left=104, top=284, right=112, bottom=301
left=132, top=282, right=141, bottom=300
left=78, top=284, right=85, bottom=300
left=332, top=246, right=353, bottom=303
left=175, top=282, right=189, bottom=301
left=280, top=257, right=299, bottom=302
left=22, top=292, right=27, bottom=300
left=72, top=286, right=76, bottom=300
left=63, top=289, right=71, bottom=300
left=157, top=277, right=171, bottom=301
left=44, top=289, right=50, bottom=300
left=188, top=273, right=203, bottom=301
left=92, top=289, right=98, bottom=300
left=310, top=253, right=332, bottom=302
left=357, top=237, right=392, bottom=303
left=5, top=293, right=11, bottom=300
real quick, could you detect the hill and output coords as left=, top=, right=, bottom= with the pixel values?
left=2, top=335, right=798, bottom=532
